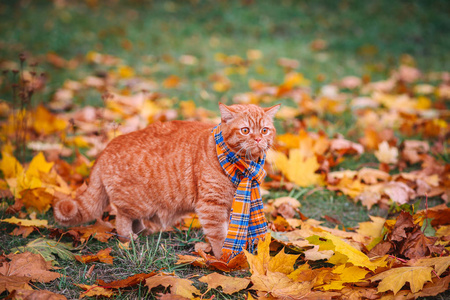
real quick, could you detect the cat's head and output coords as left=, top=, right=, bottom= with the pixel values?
left=219, top=103, right=280, bottom=161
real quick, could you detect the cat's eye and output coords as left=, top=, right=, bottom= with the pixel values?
left=261, top=127, right=269, bottom=135
left=241, top=127, right=250, bottom=135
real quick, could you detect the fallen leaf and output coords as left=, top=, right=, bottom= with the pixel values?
left=268, top=149, right=323, bottom=187
left=11, top=238, right=75, bottom=264
left=375, top=141, right=399, bottom=164
left=76, top=283, right=114, bottom=299
left=1, top=216, right=48, bottom=228
left=0, top=252, right=61, bottom=282
left=70, top=219, right=115, bottom=243
left=0, top=274, right=32, bottom=294
left=250, top=270, right=312, bottom=299
left=75, top=248, right=114, bottom=265
left=97, top=272, right=156, bottom=289
left=145, top=275, right=200, bottom=299
left=409, top=256, right=450, bottom=276
left=369, top=266, right=433, bottom=294
left=199, top=272, right=250, bottom=294
left=9, top=288, right=67, bottom=299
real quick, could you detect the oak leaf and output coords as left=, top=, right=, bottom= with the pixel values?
left=145, top=275, right=200, bottom=299
left=199, top=272, right=250, bottom=294
left=369, top=266, right=433, bottom=294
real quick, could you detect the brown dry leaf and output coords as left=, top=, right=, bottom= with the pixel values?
left=391, top=211, right=415, bottom=242
left=399, top=228, right=442, bottom=259
left=0, top=252, right=61, bottom=282
left=339, top=287, right=379, bottom=300
left=97, top=272, right=157, bottom=289
left=198, top=272, right=250, bottom=294
left=75, top=248, right=114, bottom=264
left=371, top=266, right=434, bottom=295
left=76, top=284, right=114, bottom=299
left=11, top=226, right=35, bottom=238
left=70, top=219, right=115, bottom=243
left=407, top=274, right=450, bottom=298
left=0, top=274, right=32, bottom=294
left=250, top=270, right=312, bottom=300
left=145, top=275, right=200, bottom=299
left=9, top=288, right=67, bottom=300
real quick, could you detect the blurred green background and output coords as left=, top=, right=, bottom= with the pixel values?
left=1, top=0, right=449, bottom=106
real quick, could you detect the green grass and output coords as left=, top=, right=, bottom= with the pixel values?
left=1, top=0, right=449, bottom=106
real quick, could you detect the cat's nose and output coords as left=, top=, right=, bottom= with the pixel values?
left=255, top=138, right=262, bottom=143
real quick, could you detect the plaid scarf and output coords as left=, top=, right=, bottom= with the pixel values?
left=212, top=124, right=268, bottom=260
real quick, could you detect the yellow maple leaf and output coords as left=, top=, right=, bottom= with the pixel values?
left=268, top=149, right=323, bottom=187
left=198, top=273, right=250, bottom=294
left=308, top=234, right=386, bottom=271
left=21, top=188, right=54, bottom=213
left=32, top=105, right=67, bottom=135
left=369, top=266, right=433, bottom=294
left=0, top=151, right=23, bottom=178
left=244, top=232, right=271, bottom=276
left=268, top=248, right=300, bottom=275
left=25, top=152, right=54, bottom=179
left=409, top=256, right=450, bottom=277
left=322, top=264, right=369, bottom=291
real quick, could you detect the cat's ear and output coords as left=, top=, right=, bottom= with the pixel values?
left=264, top=104, right=281, bottom=119
left=219, top=102, right=236, bottom=123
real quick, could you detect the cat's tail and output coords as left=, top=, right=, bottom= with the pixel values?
left=53, top=167, right=108, bottom=226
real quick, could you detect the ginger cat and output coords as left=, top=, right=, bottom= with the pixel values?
left=54, top=103, right=280, bottom=258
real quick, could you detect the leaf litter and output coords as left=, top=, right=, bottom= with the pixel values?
left=0, top=27, right=449, bottom=300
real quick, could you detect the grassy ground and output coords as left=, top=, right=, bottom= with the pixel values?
left=0, top=0, right=449, bottom=299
